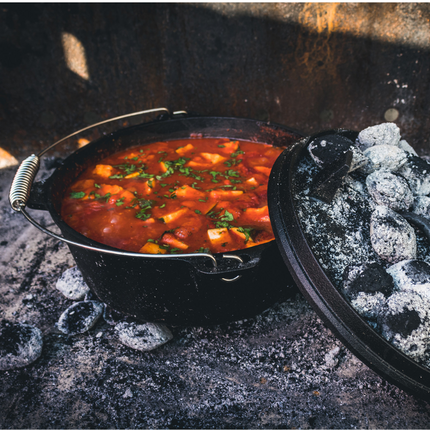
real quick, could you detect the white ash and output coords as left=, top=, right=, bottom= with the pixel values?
left=356, top=123, right=401, bottom=150
left=0, top=321, right=43, bottom=370
left=115, top=321, right=173, bottom=351
left=351, top=292, right=386, bottom=321
left=324, top=346, right=341, bottom=368
left=412, top=196, right=430, bottom=218
left=57, top=301, right=104, bottom=335
left=386, top=259, right=430, bottom=301
left=361, top=145, right=408, bottom=174
left=366, top=170, right=413, bottom=212
left=397, top=153, right=430, bottom=196
left=399, top=139, right=418, bottom=156
left=366, top=169, right=414, bottom=211
left=378, top=291, right=430, bottom=366
left=56, top=266, right=90, bottom=300
left=370, top=206, right=416, bottom=263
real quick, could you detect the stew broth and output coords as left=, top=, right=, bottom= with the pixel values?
left=61, top=138, right=283, bottom=254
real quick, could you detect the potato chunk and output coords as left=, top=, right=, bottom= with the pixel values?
left=175, top=185, right=205, bottom=199
left=162, top=208, right=189, bottom=224
left=209, top=190, right=243, bottom=200
left=207, top=228, right=230, bottom=246
left=92, top=164, right=114, bottom=178
left=175, top=143, right=194, bottom=156
left=200, top=152, right=227, bottom=164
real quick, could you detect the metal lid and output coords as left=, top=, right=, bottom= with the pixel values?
left=268, top=132, right=430, bottom=398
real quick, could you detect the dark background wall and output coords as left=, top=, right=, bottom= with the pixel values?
left=2, top=3, right=430, bottom=159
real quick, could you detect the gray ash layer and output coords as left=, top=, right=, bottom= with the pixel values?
left=2, top=158, right=430, bottom=427
left=296, top=123, right=430, bottom=368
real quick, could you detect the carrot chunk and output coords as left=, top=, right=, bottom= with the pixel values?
left=139, top=242, right=167, bottom=254
left=253, top=166, right=271, bottom=176
left=124, top=171, right=140, bottom=179
left=160, top=233, right=189, bottom=250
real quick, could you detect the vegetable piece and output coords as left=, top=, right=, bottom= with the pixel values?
left=175, top=143, right=194, bottom=156
left=93, top=164, right=114, bottom=178
left=253, top=166, right=271, bottom=176
left=200, top=152, right=228, bottom=164
left=159, top=161, right=168, bottom=173
left=181, top=200, right=217, bottom=214
left=187, top=159, right=212, bottom=169
left=207, top=228, right=230, bottom=246
left=219, top=140, right=239, bottom=154
left=175, top=185, right=205, bottom=199
left=244, top=177, right=259, bottom=187
left=160, top=233, right=189, bottom=250
left=162, top=208, right=190, bottom=224
left=124, top=171, right=140, bottom=179
left=209, top=190, right=243, bottom=200
left=230, top=227, right=254, bottom=244
left=141, top=179, right=156, bottom=195
left=139, top=242, right=167, bottom=254
left=107, top=189, right=135, bottom=205
left=241, top=205, right=271, bottom=230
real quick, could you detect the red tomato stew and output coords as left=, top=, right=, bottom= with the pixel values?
left=61, top=138, right=284, bottom=254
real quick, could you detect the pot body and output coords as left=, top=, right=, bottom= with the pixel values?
left=31, top=115, right=303, bottom=326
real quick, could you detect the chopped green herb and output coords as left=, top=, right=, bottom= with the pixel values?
left=220, top=210, right=234, bottom=222
left=70, top=191, right=85, bottom=199
left=195, top=247, right=210, bottom=253
left=195, top=209, right=202, bottom=215
left=115, top=197, right=125, bottom=206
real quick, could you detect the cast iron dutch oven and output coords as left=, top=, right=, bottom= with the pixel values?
left=10, top=110, right=430, bottom=398
left=268, top=129, right=430, bottom=399
left=9, top=109, right=303, bottom=327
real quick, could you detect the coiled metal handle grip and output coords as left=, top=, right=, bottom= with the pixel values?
left=9, top=154, right=40, bottom=211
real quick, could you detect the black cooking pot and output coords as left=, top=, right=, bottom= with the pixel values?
left=19, top=114, right=303, bottom=326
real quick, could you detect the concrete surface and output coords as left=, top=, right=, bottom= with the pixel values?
left=2, top=4, right=430, bottom=159
left=2, top=159, right=430, bottom=428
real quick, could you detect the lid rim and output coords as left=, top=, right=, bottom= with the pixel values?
left=268, top=137, right=430, bottom=398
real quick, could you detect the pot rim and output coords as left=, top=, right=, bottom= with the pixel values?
left=29, top=114, right=305, bottom=274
